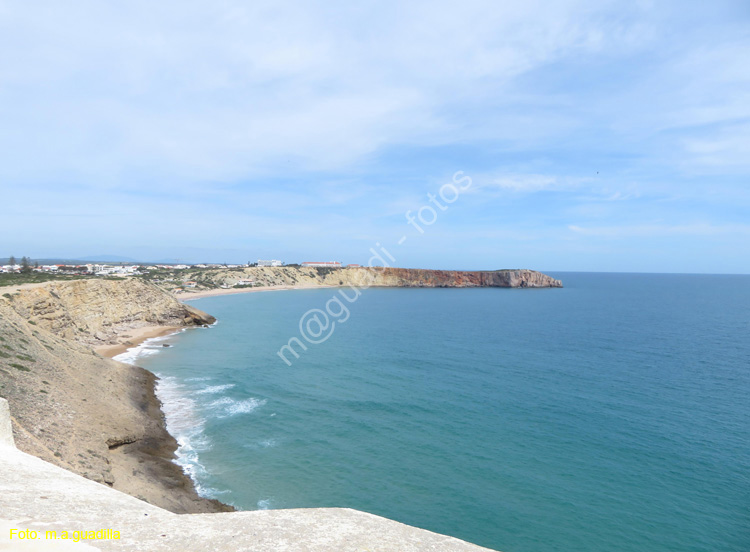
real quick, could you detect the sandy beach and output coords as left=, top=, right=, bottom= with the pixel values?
left=178, top=283, right=338, bottom=301
left=95, top=325, right=181, bottom=358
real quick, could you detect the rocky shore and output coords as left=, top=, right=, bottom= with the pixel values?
left=0, top=279, right=231, bottom=513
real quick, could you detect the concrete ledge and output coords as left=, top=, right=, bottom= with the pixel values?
left=0, top=397, right=14, bottom=448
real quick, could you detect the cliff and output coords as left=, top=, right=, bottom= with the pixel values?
left=169, top=266, right=562, bottom=292
left=347, top=267, right=562, bottom=288
left=2, top=278, right=214, bottom=348
left=0, top=279, right=229, bottom=514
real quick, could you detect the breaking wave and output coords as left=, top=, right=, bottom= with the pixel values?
left=208, top=396, right=267, bottom=417
left=195, top=383, right=236, bottom=395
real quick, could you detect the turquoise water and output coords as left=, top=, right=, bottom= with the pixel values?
left=121, top=273, right=750, bottom=551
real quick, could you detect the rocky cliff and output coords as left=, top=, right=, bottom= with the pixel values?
left=0, top=279, right=228, bottom=514
left=2, top=278, right=214, bottom=348
left=346, top=267, right=562, bottom=288
left=171, top=266, right=562, bottom=291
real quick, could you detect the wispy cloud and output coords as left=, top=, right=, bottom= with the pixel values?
left=473, top=174, right=561, bottom=193
left=0, top=0, right=666, bottom=187
left=682, top=120, right=750, bottom=171
left=568, top=223, right=750, bottom=238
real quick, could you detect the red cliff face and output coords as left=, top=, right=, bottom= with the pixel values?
left=359, top=268, right=562, bottom=288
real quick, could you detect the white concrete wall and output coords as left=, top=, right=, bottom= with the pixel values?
left=0, top=397, right=14, bottom=447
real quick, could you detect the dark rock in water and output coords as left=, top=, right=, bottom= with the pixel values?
left=162, top=344, right=170, bottom=347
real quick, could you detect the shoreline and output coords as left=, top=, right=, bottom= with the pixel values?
left=121, top=363, right=235, bottom=514
left=95, top=325, right=182, bottom=358
left=0, top=277, right=231, bottom=515
left=100, top=324, right=235, bottom=513
left=96, top=286, right=338, bottom=512
left=178, top=283, right=338, bottom=301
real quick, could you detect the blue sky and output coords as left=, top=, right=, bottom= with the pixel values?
left=1, top=1, right=749, bottom=272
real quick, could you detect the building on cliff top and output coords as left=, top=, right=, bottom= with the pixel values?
left=301, top=261, right=342, bottom=267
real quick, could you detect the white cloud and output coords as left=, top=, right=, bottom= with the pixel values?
left=682, top=121, right=750, bottom=171
left=568, top=223, right=750, bottom=238
left=0, top=0, right=658, bottom=188
left=467, top=172, right=633, bottom=197
left=478, top=174, right=559, bottom=192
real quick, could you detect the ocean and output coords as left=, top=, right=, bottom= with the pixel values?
left=115, top=273, right=750, bottom=552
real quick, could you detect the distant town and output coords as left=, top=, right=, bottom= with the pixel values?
left=1, top=258, right=361, bottom=276
left=0, top=258, right=370, bottom=293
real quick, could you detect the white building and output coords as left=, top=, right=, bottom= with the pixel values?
left=301, top=261, right=342, bottom=268
left=91, top=264, right=140, bottom=276
left=257, top=259, right=283, bottom=267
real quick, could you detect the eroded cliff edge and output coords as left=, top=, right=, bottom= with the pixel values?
left=352, top=267, right=563, bottom=288
left=0, top=279, right=230, bottom=514
left=4, top=278, right=215, bottom=347
left=170, top=266, right=563, bottom=291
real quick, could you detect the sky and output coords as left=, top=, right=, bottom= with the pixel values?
left=1, top=0, right=749, bottom=272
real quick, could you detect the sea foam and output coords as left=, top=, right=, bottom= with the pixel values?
left=154, top=374, right=213, bottom=490
left=208, top=396, right=267, bottom=417
left=113, top=330, right=224, bottom=499
left=112, top=333, right=177, bottom=365
left=196, top=383, right=236, bottom=395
